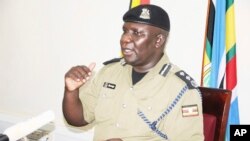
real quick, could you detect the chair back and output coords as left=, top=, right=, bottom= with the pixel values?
left=199, top=87, right=232, bottom=141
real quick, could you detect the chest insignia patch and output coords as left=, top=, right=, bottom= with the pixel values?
left=103, top=82, right=116, bottom=89
left=182, top=104, right=199, bottom=117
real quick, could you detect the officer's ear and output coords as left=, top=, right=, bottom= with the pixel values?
left=155, top=34, right=166, bottom=48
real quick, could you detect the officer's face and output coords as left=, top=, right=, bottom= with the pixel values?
left=120, top=22, right=163, bottom=71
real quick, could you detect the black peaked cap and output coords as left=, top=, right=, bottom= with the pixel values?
left=123, top=4, right=170, bottom=31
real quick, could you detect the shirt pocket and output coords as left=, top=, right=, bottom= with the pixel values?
left=95, top=87, right=117, bottom=122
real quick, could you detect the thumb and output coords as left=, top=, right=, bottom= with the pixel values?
left=88, top=62, right=96, bottom=72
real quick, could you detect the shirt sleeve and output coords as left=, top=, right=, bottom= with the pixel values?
left=79, top=71, right=102, bottom=123
left=167, top=88, right=204, bottom=141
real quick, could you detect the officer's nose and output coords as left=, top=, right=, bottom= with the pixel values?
left=120, top=33, right=132, bottom=44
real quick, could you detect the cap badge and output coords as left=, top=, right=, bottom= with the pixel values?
left=139, top=8, right=150, bottom=19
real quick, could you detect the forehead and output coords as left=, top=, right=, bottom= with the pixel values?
left=123, top=22, right=160, bottom=32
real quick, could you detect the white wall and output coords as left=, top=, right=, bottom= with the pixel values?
left=0, top=0, right=249, bottom=139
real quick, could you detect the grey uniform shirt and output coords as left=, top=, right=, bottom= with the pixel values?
left=80, top=54, right=204, bottom=141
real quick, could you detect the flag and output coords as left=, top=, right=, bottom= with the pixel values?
left=201, top=0, right=240, bottom=140
left=201, top=0, right=215, bottom=87
left=225, top=0, right=240, bottom=140
left=129, top=0, right=150, bottom=9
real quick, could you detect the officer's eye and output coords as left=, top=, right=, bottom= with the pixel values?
left=133, top=30, right=143, bottom=36
left=122, top=28, right=127, bottom=34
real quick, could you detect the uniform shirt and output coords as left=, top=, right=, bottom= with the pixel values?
left=80, top=54, right=204, bottom=141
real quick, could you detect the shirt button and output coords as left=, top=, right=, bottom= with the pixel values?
left=102, top=94, right=106, bottom=97
left=116, top=123, right=120, bottom=127
left=130, top=87, right=133, bottom=90
left=148, top=106, right=152, bottom=110
left=122, top=104, right=127, bottom=108
left=151, top=132, right=157, bottom=135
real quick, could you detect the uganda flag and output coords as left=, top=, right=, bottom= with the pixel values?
left=201, top=0, right=240, bottom=141
left=129, top=0, right=150, bottom=9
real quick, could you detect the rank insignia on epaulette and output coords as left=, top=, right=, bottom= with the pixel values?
left=175, top=71, right=198, bottom=89
left=120, top=58, right=126, bottom=66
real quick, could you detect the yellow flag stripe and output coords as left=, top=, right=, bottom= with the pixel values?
left=226, top=5, right=236, bottom=52
left=131, top=0, right=140, bottom=8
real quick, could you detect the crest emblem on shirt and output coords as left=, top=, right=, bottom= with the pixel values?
left=140, top=8, right=150, bottom=19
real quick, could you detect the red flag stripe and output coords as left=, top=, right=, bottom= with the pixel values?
left=141, top=0, right=150, bottom=4
left=226, top=55, right=237, bottom=90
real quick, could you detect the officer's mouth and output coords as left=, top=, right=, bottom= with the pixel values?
left=122, top=48, right=134, bottom=56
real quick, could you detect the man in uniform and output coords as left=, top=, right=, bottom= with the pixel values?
left=63, top=4, right=204, bottom=141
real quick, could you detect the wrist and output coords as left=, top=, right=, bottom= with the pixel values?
left=64, top=86, right=79, bottom=95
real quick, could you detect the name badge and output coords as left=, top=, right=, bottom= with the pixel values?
left=103, top=82, right=116, bottom=89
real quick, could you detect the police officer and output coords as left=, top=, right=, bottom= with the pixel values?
left=63, top=4, right=204, bottom=141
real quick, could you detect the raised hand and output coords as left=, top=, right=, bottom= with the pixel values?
left=65, top=62, right=96, bottom=91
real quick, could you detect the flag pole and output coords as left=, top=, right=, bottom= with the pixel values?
left=201, top=0, right=211, bottom=86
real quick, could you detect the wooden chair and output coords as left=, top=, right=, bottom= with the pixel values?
left=198, top=87, right=232, bottom=141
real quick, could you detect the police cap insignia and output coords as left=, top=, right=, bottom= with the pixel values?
left=175, top=71, right=198, bottom=89
left=123, top=4, right=170, bottom=31
left=139, top=8, right=150, bottom=19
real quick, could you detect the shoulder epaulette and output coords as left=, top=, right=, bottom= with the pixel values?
left=103, top=58, right=122, bottom=65
left=175, top=70, right=198, bottom=89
